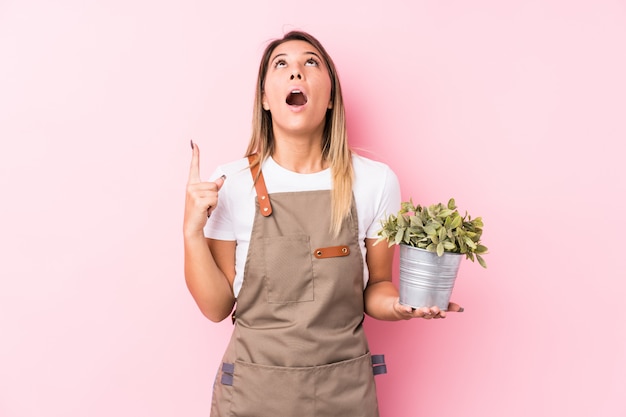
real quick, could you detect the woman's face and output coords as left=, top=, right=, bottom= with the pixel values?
left=262, top=40, right=333, bottom=139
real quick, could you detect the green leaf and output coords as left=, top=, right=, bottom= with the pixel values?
left=464, top=237, right=477, bottom=249
left=414, top=232, right=427, bottom=240
left=477, top=254, right=487, bottom=268
left=430, top=219, right=442, bottom=228
left=475, top=244, right=488, bottom=254
left=423, top=225, right=437, bottom=236
left=410, top=216, right=423, bottom=227
left=438, top=209, right=454, bottom=218
left=408, top=227, right=424, bottom=238
left=403, top=228, right=412, bottom=243
left=447, top=198, right=456, bottom=210
left=395, top=228, right=406, bottom=245
left=449, top=215, right=462, bottom=229
left=436, top=242, right=444, bottom=256
left=457, top=238, right=467, bottom=253
left=438, top=226, right=447, bottom=241
left=443, top=241, right=456, bottom=251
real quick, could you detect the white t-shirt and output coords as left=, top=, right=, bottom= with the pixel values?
left=204, top=154, right=401, bottom=297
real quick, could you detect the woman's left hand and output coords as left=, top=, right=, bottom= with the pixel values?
left=392, top=300, right=464, bottom=320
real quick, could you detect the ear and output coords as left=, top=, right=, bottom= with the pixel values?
left=327, top=100, right=333, bottom=110
left=262, top=92, right=270, bottom=111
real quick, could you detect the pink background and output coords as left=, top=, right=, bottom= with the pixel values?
left=1, top=1, right=625, bottom=416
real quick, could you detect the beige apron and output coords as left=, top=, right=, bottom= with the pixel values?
left=210, top=157, right=386, bottom=417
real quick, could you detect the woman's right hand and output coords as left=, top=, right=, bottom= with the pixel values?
left=183, top=141, right=225, bottom=237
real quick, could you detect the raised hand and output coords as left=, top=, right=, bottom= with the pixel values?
left=184, top=140, right=226, bottom=237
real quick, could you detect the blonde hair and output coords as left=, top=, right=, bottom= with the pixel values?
left=245, top=31, right=353, bottom=236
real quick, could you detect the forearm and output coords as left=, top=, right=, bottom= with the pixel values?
left=364, top=280, right=405, bottom=321
left=184, top=231, right=235, bottom=322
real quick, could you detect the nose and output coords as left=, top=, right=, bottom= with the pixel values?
left=290, top=71, right=302, bottom=80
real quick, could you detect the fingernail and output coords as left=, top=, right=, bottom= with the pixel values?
left=458, top=307, right=464, bottom=313
left=190, top=139, right=194, bottom=150
left=220, top=174, right=227, bottom=180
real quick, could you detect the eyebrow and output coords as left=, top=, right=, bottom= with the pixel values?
left=270, top=51, right=323, bottom=63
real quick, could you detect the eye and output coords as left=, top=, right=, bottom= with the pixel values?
left=305, top=58, right=319, bottom=67
left=274, top=59, right=287, bottom=68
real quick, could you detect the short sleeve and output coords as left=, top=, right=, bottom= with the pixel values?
left=365, top=166, right=401, bottom=239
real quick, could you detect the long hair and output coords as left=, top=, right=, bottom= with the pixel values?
left=245, top=31, right=353, bottom=236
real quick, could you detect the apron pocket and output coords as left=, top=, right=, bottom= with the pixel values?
left=229, top=360, right=315, bottom=417
left=262, top=235, right=314, bottom=303
left=228, top=354, right=379, bottom=417
left=314, top=353, right=380, bottom=417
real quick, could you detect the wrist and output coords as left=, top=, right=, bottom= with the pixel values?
left=183, top=228, right=206, bottom=241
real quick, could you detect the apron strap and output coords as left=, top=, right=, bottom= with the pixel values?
left=247, top=154, right=272, bottom=217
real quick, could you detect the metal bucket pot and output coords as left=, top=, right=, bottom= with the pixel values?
left=398, top=244, right=463, bottom=310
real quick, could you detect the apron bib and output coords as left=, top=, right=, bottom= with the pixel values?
left=210, top=157, right=385, bottom=417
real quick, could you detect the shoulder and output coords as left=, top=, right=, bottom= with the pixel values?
left=208, top=157, right=255, bottom=205
left=352, top=153, right=399, bottom=188
left=204, top=156, right=256, bottom=238
left=351, top=153, right=401, bottom=232
left=209, top=157, right=251, bottom=182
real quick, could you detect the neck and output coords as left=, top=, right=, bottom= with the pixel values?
left=272, top=135, right=328, bottom=174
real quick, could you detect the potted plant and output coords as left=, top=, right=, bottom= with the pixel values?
left=376, top=198, right=488, bottom=310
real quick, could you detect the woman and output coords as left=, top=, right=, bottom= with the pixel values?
left=184, top=31, right=461, bottom=417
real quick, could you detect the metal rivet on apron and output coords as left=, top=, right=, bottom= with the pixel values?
left=263, top=207, right=269, bottom=212
left=316, top=250, right=322, bottom=256
left=261, top=195, right=266, bottom=200
left=342, top=247, right=348, bottom=254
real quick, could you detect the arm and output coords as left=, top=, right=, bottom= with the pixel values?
left=183, top=234, right=236, bottom=322
left=363, top=238, right=461, bottom=320
left=363, top=238, right=409, bottom=320
left=183, top=142, right=236, bottom=322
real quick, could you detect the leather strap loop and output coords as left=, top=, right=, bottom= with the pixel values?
left=313, top=245, right=350, bottom=259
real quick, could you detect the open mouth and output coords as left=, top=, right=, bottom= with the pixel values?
left=286, top=90, right=308, bottom=106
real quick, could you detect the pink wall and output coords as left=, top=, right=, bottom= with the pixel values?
left=1, top=1, right=625, bottom=416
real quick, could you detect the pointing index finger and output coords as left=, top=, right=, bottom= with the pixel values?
left=188, top=140, right=201, bottom=183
